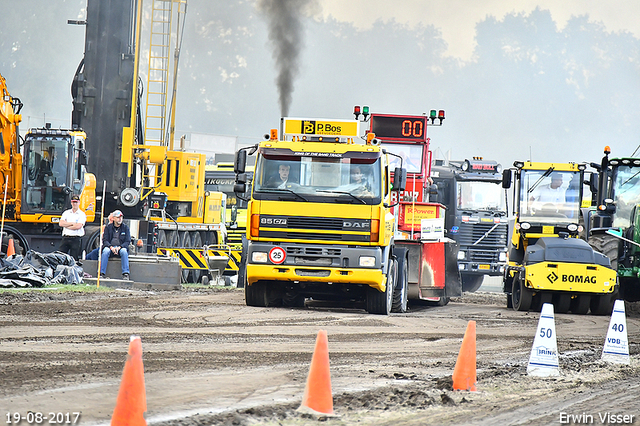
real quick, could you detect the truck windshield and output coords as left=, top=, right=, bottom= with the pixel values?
left=611, top=165, right=640, bottom=228
left=254, top=154, right=381, bottom=203
left=381, top=143, right=423, bottom=173
left=519, top=169, right=582, bottom=223
left=457, top=181, right=506, bottom=212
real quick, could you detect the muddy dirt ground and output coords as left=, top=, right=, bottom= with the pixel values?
left=1, top=287, right=640, bottom=426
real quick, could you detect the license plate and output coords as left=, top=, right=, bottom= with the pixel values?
left=478, top=264, right=490, bottom=270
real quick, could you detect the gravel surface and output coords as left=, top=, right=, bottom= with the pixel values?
left=1, top=287, right=639, bottom=425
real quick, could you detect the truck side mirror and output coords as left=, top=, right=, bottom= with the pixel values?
left=502, top=169, right=512, bottom=189
left=79, top=150, right=88, bottom=166
left=233, top=183, right=247, bottom=193
left=234, top=150, right=246, bottom=174
left=393, top=167, right=407, bottom=191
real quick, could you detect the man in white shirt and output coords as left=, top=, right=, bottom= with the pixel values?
left=530, top=173, right=566, bottom=212
left=58, top=194, right=86, bottom=260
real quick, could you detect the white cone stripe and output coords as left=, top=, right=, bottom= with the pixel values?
left=528, top=361, right=560, bottom=367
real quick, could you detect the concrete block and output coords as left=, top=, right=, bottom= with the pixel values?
left=81, top=254, right=181, bottom=285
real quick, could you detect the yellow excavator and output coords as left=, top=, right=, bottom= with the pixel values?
left=0, top=72, right=96, bottom=254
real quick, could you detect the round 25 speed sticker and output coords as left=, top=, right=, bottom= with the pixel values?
left=268, top=247, right=286, bottom=264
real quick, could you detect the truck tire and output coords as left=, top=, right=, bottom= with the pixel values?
left=367, top=258, right=396, bottom=315
left=461, top=274, right=484, bottom=293
left=245, top=282, right=266, bottom=307
left=245, top=282, right=282, bottom=307
left=157, top=230, right=168, bottom=247
left=237, top=236, right=248, bottom=289
left=570, top=294, right=590, bottom=314
left=392, top=250, right=408, bottom=313
left=512, top=274, right=532, bottom=311
left=190, top=231, right=203, bottom=284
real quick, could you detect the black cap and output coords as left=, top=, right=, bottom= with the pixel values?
left=71, top=195, right=80, bottom=201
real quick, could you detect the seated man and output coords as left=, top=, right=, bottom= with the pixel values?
left=100, top=210, right=131, bottom=280
left=85, top=213, right=114, bottom=260
left=267, top=164, right=292, bottom=189
left=350, top=165, right=373, bottom=197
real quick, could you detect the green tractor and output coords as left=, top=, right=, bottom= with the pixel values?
left=585, top=147, right=640, bottom=301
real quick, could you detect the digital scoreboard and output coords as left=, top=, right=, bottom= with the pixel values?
left=369, top=115, right=427, bottom=142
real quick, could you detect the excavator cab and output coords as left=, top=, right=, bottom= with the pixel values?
left=23, top=127, right=93, bottom=217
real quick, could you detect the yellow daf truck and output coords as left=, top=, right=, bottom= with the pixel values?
left=502, top=161, right=617, bottom=314
left=233, top=117, right=408, bottom=314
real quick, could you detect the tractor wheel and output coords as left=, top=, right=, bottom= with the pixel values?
left=512, top=274, right=532, bottom=311
left=588, top=233, right=619, bottom=270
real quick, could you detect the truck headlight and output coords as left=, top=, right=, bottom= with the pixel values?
left=457, top=250, right=466, bottom=260
left=251, top=252, right=268, bottom=263
left=499, top=252, right=507, bottom=262
left=359, top=256, right=376, bottom=267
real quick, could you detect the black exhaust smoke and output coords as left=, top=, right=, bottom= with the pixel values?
left=257, top=0, right=318, bottom=117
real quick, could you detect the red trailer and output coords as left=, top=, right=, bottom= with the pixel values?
left=364, top=111, right=461, bottom=305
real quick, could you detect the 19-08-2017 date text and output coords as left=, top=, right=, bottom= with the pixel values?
left=6, top=413, right=81, bottom=424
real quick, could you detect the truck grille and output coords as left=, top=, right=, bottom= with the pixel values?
left=456, top=223, right=508, bottom=248
left=467, top=248, right=501, bottom=263
left=259, top=215, right=371, bottom=243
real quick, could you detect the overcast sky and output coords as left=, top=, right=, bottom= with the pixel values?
left=2, top=0, right=639, bottom=169
left=319, top=0, right=640, bottom=59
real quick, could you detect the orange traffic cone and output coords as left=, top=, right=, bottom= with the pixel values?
left=6, top=238, right=15, bottom=257
left=298, top=330, right=334, bottom=415
left=111, top=336, right=147, bottom=426
left=452, top=320, right=477, bottom=391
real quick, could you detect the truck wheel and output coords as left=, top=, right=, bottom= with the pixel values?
left=461, top=274, right=484, bottom=293
left=512, top=275, right=532, bottom=311
left=189, top=232, right=204, bottom=284
left=570, top=295, right=590, bottom=314
left=590, top=292, right=615, bottom=315
left=367, top=258, right=396, bottom=315
left=392, top=251, right=408, bottom=313
left=553, top=293, right=571, bottom=313
left=282, top=289, right=305, bottom=308
left=245, top=282, right=266, bottom=307
left=179, top=231, right=193, bottom=283
left=157, top=230, right=168, bottom=247
left=245, top=282, right=282, bottom=307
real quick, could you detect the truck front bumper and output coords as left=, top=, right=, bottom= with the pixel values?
left=246, top=241, right=387, bottom=291
left=246, top=263, right=386, bottom=291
